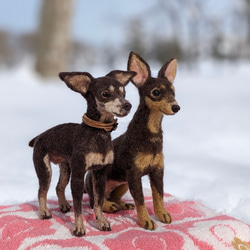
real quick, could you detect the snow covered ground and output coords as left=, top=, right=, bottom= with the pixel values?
left=0, top=60, right=249, bottom=225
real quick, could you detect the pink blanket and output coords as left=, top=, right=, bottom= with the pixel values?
left=1, top=190, right=250, bottom=250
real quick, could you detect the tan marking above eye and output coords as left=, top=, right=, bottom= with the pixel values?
left=109, top=85, right=115, bottom=92
left=119, top=87, right=124, bottom=93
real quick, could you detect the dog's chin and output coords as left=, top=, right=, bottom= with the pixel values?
left=160, top=109, right=175, bottom=116
left=113, top=111, right=130, bottom=118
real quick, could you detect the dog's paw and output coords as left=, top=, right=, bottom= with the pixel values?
left=73, top=224, right=86, bottom=237
left=160, top=212, right=172, bottom=224
left=103, top=200, right=121, bottom=213
left=59, top=201, right=71, bottom=213
left=155, top=209, right=172, bottom=224
left=137, top=205, right=157, bottom=230
left=96, top=216, right=111, bottom=231
left=119, top=201, right=135, bottom=210
left=39, top=209, right=52, bottom=219
left=142, top=218, right=157, bottom=230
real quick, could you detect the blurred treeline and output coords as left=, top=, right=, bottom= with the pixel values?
left=0, top=0, right=250, bottom=77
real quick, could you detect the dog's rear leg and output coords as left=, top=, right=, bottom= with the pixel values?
left=149, top=169, right=172, bottom=224
left=127, top=170, right=156, bottom=230
left=92, top=168, right=111, bottom=231
left=103, top=183, right=135, bottom=212
left=34, top=150, right=52, bottom=219
left=56, top=161, right=71, bottom=213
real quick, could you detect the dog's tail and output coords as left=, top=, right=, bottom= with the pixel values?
left=28, top=137, right=37, bottom=147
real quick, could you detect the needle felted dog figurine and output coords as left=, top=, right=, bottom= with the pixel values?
left=28, top=70, right=135, bottom=236
left=86, top=52, right=180, bottom=230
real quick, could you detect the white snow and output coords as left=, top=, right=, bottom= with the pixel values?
left=0, top=60, right=249, bottom=225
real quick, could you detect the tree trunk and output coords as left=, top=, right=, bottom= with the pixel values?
left=35, top=0, right=74, bottom=78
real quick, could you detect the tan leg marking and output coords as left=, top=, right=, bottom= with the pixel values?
left=73, top=214, right=85, bottom=237
left=94, top=204, right=111, bottom=231
left=92, top=192, right=110, bottom=231
left=151, top=184, right=172, bottom=224
left=39, top=154, right=52, bottom=219
left=39, top=196, right=52, bottom=219
left=136, top=204, right=156, bottom=230
left=43, top=153, right=52, bottom=174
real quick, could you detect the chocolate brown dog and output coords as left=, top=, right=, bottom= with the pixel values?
left=86, top=52, right=180, bottom=230
left=29, top=70, right=135, bottom=236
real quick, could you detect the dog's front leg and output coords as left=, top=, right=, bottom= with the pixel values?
left=127, top=170, right=156, bottom=230
left=71, top=166, right=86, bottom=237
left=92, top=168, right=111, bottom=231
left=149, top=169, right=172, bottom=224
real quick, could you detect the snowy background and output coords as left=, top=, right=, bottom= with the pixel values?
left=0, top=59, right=249, bottom=226
left=0, top=0, right=250, bottom=230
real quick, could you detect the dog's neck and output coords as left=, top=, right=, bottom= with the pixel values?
left=147, top=109, right=163, bottom=134
left=129, top=102, right=163, bottom=135
left=85, top=105, right=113, bottom=122
left=84, top=106, right=118, bottom=132
left=82, top=114, right=118, bottom=132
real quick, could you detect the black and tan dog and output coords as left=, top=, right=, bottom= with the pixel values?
left=28, top=70, right=135, bottom=236
left=86, top=52, right=180, bottom=230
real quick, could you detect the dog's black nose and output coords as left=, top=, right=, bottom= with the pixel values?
left=124, top=102, right=132, bottom=111
left=172, top=105, right=180, bottom=113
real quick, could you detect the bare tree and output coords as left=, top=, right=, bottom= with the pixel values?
left=244, top=0, right=250, bottom=39
left=124, top=18, right=147, bottom=57
left=35, top=0, right=74, bottom=78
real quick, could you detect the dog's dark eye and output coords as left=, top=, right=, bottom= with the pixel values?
left=151, top=88, right=161, bottom=97
left=102, top=91, right=109, bottom=98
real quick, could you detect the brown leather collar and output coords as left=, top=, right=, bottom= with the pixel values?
left=82, top=113, right=118, bottom=132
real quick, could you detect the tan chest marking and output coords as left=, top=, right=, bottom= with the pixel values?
left=85, top=150, right=114, bottom=170
left=134, top=152, right=164, bottom=172
left=147, top=110, right=163, bottom=133
left=145, top=97, right=163, bottom=133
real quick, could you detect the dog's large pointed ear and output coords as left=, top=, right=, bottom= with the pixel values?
left=106, top=70, right=137, bottom=86
left=127, top=51, right=151, bottom=88
left=59, top=72, right=94, bottom=94
left=158, top=58, right=177, bottom=84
